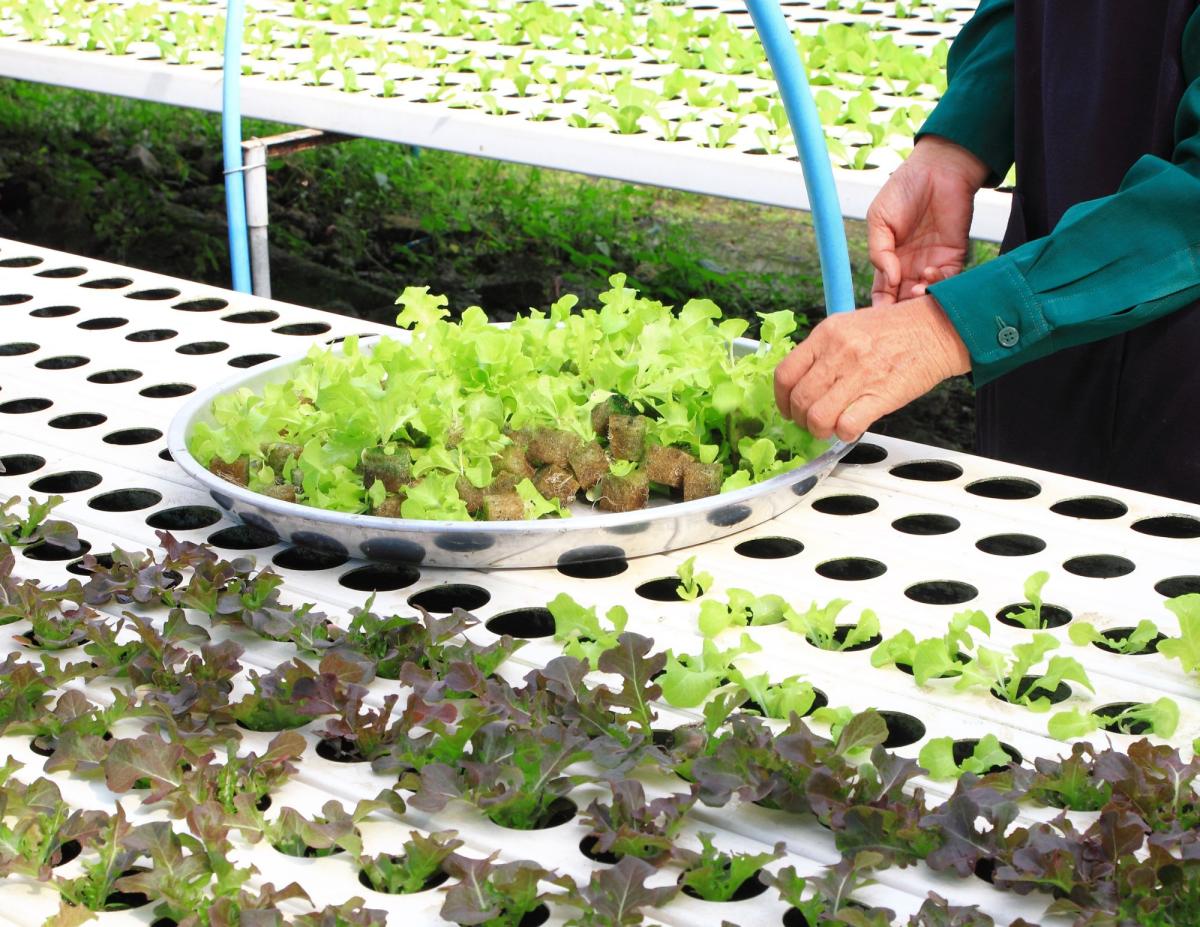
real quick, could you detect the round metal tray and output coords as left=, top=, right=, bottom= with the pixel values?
left=167, top=336, right=854, bottom=568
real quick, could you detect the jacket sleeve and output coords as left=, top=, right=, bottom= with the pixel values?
left=930, top=9, right=1200, bottom=386
left=915, top=0, right=1015, bottom=187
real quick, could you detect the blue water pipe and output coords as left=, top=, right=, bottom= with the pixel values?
left=745, top=0, right=855, bottom=315
left=222, top=0, right=252, bottom=293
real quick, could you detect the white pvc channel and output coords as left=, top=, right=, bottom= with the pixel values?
left=0, top=0, right=1013, bottom=241
left=1, top=238, right=1197, bottom=925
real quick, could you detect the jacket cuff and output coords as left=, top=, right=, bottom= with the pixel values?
left=929, top=256, right=1050, bottom=385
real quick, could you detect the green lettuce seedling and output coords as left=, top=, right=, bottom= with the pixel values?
left=1048, top=698, right=1179, bottom=741
left=1005, top=571, right=1051, bottom=629
left=1069, top=619, right=1162, bottom=654
left=658, top=635, right=760, bottom=708
left=956, top=633, right=1093, bottom=712
left=1158, top=594, right=1200, bottom=674
left=679, top=832, right=783, bottom=902
left=785, top=599, right=879, bottom=651
left=919, top=734, right=1012, bottom=781
left=674, top=556, right=712, bottom=601
left=871, top=609, right=989, bottom=684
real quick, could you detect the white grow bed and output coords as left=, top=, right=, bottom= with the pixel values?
left=0, top=237, right=1197, bottom=925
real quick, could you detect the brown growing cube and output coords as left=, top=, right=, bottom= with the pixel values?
left=263, top=442, right=304, bottom=473
left=492, top=443, right=535, bottom=481
left=489, top=471, right=522, bottom=494
left=597, top=468, right=650, bottom=512
left=590, top=395, right=634, bottom=436
left=360, top=446, right=413, bottom=493
left=261, top=484, right=296, bottom=503
left=371, top=492, right=405, bottom=518
left=482, top=492, right=525, bottom=521
left=456, top=477, right=485, bottom=517
left=527, top=428, right=580, bottom=467
left=568, top=442, right=609, bottom=490
left=645, top=444, right=693, bottom=488
left=607, top=414, right=649, bottom=461
left=534, top=465, right=581, bottom=506
left=210, top=456, right=250, bottom=486
left=682, top=460, right=724, bottom=501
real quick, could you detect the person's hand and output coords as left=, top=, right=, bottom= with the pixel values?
left=774, top=294, right=970, bottom=442
left=868, top=135, right=990, bottom=306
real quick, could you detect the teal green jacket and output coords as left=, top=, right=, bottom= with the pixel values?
left=919, top=0, right=1200, bottom=384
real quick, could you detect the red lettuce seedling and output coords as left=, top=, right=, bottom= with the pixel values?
left=678, top=831, right=784, bottom=902
left=0, top=771, right=106, bottom=880
left=357, top=830, right=464, bottom=893
left=561, top=856, right=678, bottom=926
left=581, top=779, right=697, bottom=864
left=440, top=854, right=570, bottom=927
left=0, top=494, right=79, bottom=550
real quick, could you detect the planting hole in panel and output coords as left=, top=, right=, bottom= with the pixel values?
left=579, top=836, right=621, bottom=865
left=30, top=305, right=80, bottom=318
left=35, top=267, right=86, bottom=277
left=272, top=546, right=350, bottom=571
left=23, top=538, right=90, bottom=561
left=36, top=355, right=89, bottom=370
left=811, top=494, right=879, bottom=515
left=1064, top=554, right=1135, bottom=579
left=222, top=310, right=280, bottom=324
left=0, top=293, right=32, bottom=305
left=176, top=341, right=229, bottom=355
left=636, top=576, right=695, bottom=602
left=49, top=413, right=106, bottom=429
left=952, top=738, right=1021, bottom=772
left=88, top=489, right=162, bottom=512
left=997, top=602, right=1072, bottom=629
left=965, top=477, right=1041, bottom=500
left=557, top=546, right=629, bottom=578
left=838, top=442, right=888, bottom=465
left=174, top=297, right=228, bottom=312
left=29, top=470, right=101, bottom=493
left=125, top=328, right=178, bottom=343
left=904, top=580, right=978, bottom=605
left=208, top=524, right=280, bottom=550
left=889, top=460, right=963, bottom=482
left=1155, top=576, right=1200, bottom=597
left=1049, top=496, right=1128, bottom=519
left=976, top=533, right=1046, bottom=556
left=878, top=710, right=926, bottom=748
left=680, top=869, right=768, bottom=902
left=734, top=536, right=804, bottom=559
left=77, top=317, right=128, bottom=330
left=80, top=277, right=133, bottom=289
left=0, top=454, right=45, bottom=476
left=315, top=735, right=369, bottom=766
left=0, top=256, right=41, bottom=267
left=486, top=607, right=556, bottom=638
left=338, top=564, right=420, bottom=592
left=126, top=288, right=181, bottom=300
left=103, top=427, right=162, bottom=445
left=815, top=557, right=887, bottom=581
left=0, top=397, right=52, bottom=414
left=139, top=383, right=195, bottom=399
left=993, top=675, right=1071, bottom=705
left=146, top=506, right=222, bottom=530
left=1094, top=702, right=1151, bottom=735
left=1132, top=515, right=1200, bottom=538
left=0, top=342, right=39, bottom=356
left=1093, top=627, right=1166, bottom=655
left=229, top=353, right=279, bottom=368
left=891, top=513, right=959, bottom=535
left=407, top=583, right=491, bottom=613
left=88, top=369, right=143, bottom=384
left=273, top=322, right=332, bottom=336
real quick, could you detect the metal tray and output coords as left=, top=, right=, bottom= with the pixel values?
left=167, top=336, right=854, bottom=569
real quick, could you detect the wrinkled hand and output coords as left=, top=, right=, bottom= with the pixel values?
left=774, top=295, right=971, bottom=442
left=868, top=135, right=990, bottom=306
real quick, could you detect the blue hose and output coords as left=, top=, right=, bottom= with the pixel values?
left=222, top=0, right=252, bottom=293
left=745, top=0, right=855, bottom=315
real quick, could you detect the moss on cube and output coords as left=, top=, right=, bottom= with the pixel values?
left=360, top=446, right=413, bottom=493
left=492, top=443, right=535, bottom=481
left=590, top=395, right=635, bottom=437
left=456, top=477, right=485, bottom=517
left=534, top=465, right=581, bottom=506
left=527, top=428, right=580, bottom=467
left=261, top=484, right=296, bottom=503
left=569, top=441, right=610, bottom=490
left=371, top=492, right=405, bottom=518
left=607, top=414, right=649, bottom=461
left=482, top=492, right=525, bottom=521
left=262, top=442, right=304, bottom=473
left=682, top=460, right=724, bottom=501
left=645, top=444, right=693, bottom=489
left=597, top=468, right=650, bottom=512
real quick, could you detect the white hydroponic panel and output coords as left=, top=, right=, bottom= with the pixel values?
left=1, top=237, right=1197, bottom=926
left=0, top=0, right=1014, bottom=241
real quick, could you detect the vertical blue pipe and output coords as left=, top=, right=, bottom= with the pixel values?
left=223, top=0, right=252, bottom=293
left=745, top=0, right=855, bottom=315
